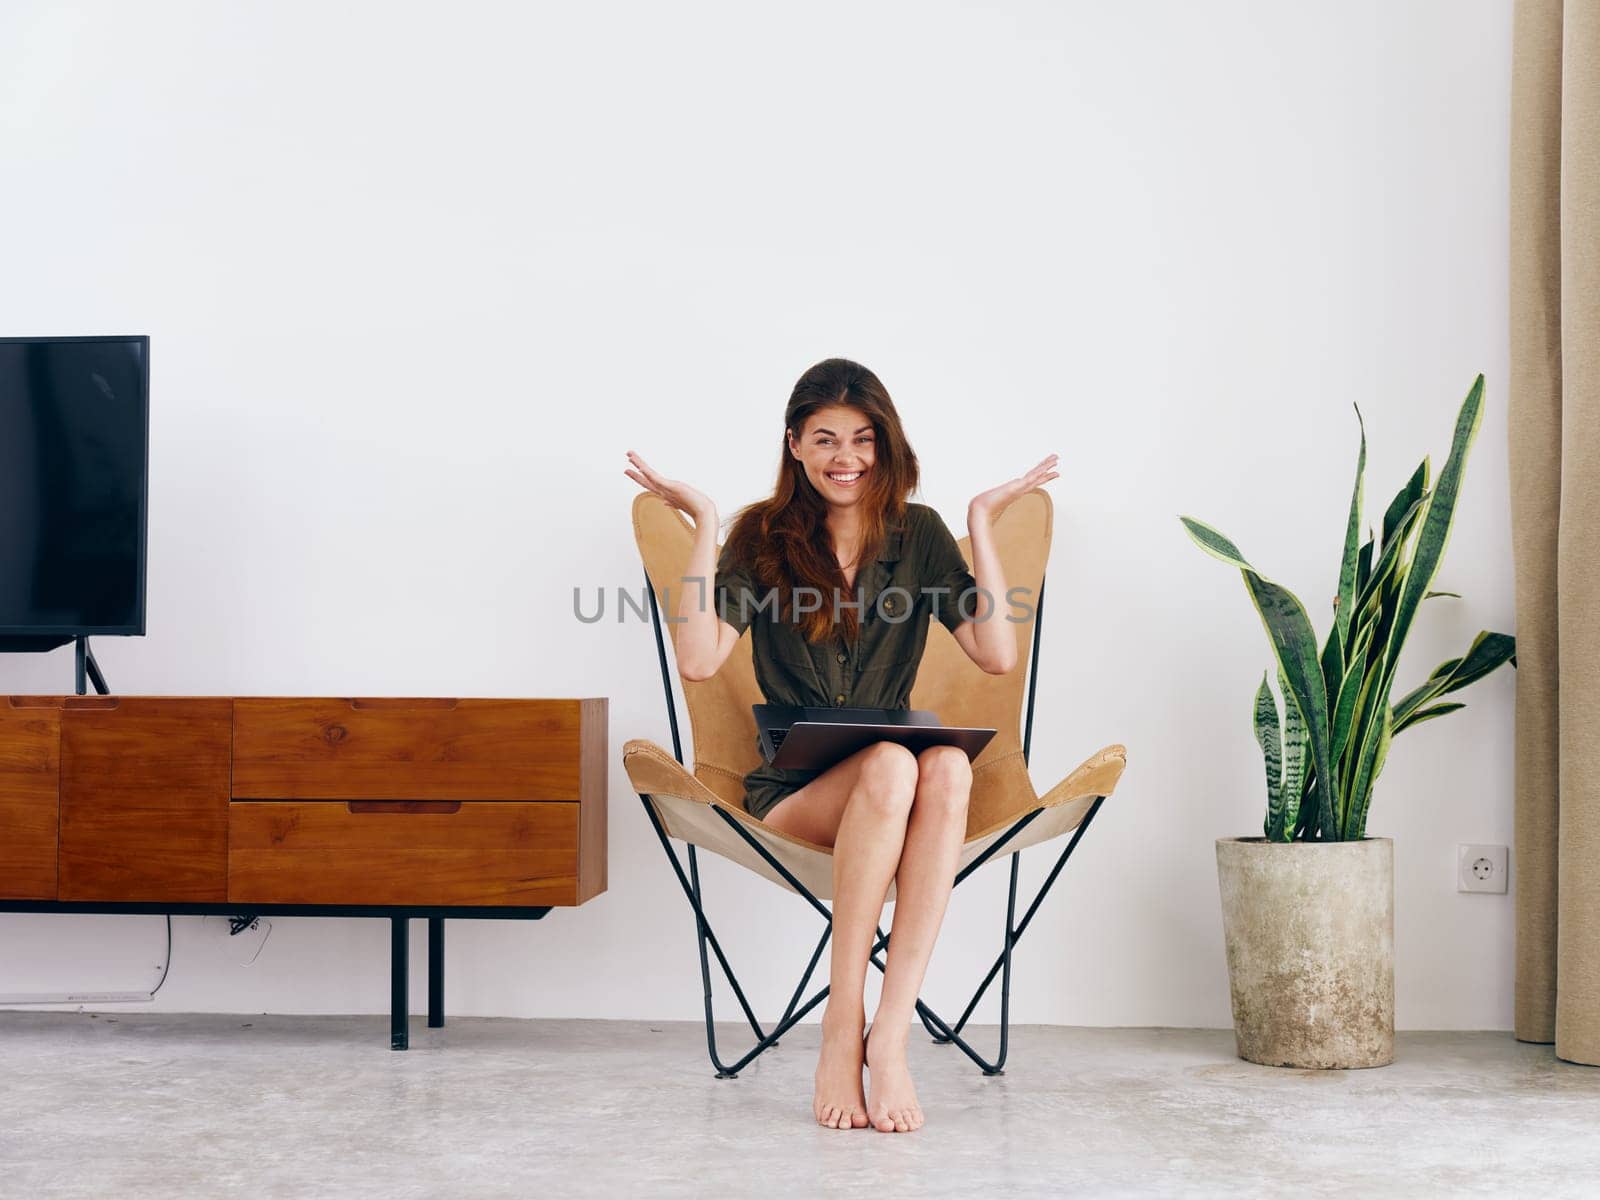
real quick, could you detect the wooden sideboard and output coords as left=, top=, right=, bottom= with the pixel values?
left=0, top=694, right=607, bottom=1047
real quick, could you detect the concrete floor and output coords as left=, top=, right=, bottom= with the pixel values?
left=1, top=1016, right=1596, bottom=1198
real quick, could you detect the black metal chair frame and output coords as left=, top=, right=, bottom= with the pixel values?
left=636, top=571, right=1106, bottom=1077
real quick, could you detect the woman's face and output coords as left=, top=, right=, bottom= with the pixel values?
left=788, top=404, right=877, bottom=509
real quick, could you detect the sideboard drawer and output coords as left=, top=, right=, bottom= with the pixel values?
left=59, top=697, right=232, bottom=903
left=232, top=698, right=598, bottom=802
left=228, top=800, right=581, bottom=906
left=0, top=700, right=61, bottom=900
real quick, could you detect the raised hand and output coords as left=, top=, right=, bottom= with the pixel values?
left=969, top=454, right=1060, bottom=522
left=624, top=450, right=716, bottom=524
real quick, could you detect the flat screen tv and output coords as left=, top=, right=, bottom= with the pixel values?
left=0, top=335, right=149, bottom=648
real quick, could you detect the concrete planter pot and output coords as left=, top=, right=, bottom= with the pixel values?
left=1215, top=836, right=1394, bottom=1069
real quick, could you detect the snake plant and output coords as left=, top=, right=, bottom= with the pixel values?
left=1180, top=375, right=1515, bottom=841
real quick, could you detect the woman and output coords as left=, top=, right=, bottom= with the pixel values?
left=624, top=358, right=1058, bottom=1134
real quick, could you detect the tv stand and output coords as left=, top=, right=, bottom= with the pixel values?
left=73, top=637, right=109, bottom=696
left=0, top=635, right=110, bottom=696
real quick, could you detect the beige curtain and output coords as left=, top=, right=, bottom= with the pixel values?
left=1510, top=0, right=1600, bottom=1066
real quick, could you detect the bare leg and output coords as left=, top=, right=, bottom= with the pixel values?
left=764, top=741, right=919, bottom=1130
left=866, top=745, right=972, bottom=1132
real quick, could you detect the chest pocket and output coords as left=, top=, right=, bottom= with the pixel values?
left=852, top=652, right=919, bottom=708
left=852, top=612, right=927, bottom=704
left=758, top=626, right=823, bottom=696
left=769, top=627, right=818, bottom=669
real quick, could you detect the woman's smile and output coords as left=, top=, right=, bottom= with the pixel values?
left=789, top=403, right=879, bottom=504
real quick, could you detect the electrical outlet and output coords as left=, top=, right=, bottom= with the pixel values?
left=1458, top=844, right=1509, bottom=894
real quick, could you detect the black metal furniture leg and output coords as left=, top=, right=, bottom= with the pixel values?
left=428, top=917, right=445, bottom=1028
left=988, top=852, right=1022, bottom=1076
left=391, top=916, right=409, bottom=1050
left=688, top=846, right=743, bottom=1078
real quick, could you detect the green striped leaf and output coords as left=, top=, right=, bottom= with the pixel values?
left=1293, top=771, right=1316, bottom=839
left=1355, top=537, right=1375, bottom=597
left=1330, top=624, right=1372, bottom=765
left=1399, top=701, right=1466, bottom=728
left=1376, top=376, right=1486, bottom=709
left=1333, top=406, right=1367, bottom=652
left=1349, top=701, right=1395, bottom=840
left=1337, top=656, right=1384, bottom=832
left=1320, top=624, right=1345, bottom=712
left=1361, top=518, right=1411, bottom=679
left=1392, top=631, right=1516, bottom=733
left=1354, top=495, right=1427, bottom=616
left=1179, top=517, right=1251, bottom=571
left=1345, top=696, right=1392, bottom=840
left=1279, top=667, right=1307, bottom=843
left=1255, top=673, right=1284, bottom=839
left=1242, top=569, right=1337, bottom=839
left=1181, top=516, right=1338, bottom=838
left=1383, top=458, right=1430, bottom=551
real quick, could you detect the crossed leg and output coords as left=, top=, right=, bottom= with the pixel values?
left=867, top=744, right=970, bottom=1131
left=763, top=742, right=972, bottom=1132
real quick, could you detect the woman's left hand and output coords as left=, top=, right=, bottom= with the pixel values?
left=969, top=454, right=1059, bottom=522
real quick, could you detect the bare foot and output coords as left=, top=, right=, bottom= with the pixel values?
left=865, top=1022, right=924, bottom=1132
left=814, top=1010, right=869, bottom=1130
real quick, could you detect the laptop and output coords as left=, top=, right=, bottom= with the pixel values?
left=753, top=703, right=997, bottom=772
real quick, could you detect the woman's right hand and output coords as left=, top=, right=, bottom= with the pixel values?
left=628, top=449, right=734, bottom=680
left=624, top=450, right=716, bottom=524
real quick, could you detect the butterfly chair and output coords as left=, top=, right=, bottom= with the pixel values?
left=623, top=488, right=1127, bottom=1077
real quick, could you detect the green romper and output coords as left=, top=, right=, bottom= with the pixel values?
left=713, top=502, right=980, bottom=822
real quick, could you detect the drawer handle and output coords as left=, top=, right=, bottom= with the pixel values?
left=346, top=801, right=462, bottom=815
left=7, top=695, right=121, bottom=710
left=348, top=698, right=460, bottom=711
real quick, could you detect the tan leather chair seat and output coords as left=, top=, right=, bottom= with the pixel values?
left=623, top=489, right=1126, bottom=901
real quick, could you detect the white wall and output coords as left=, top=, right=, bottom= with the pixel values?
left=0, top=0, right=1517, bottom=1029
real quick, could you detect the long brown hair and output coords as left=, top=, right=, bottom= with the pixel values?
left=724, top=358, right=920, bottom=644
